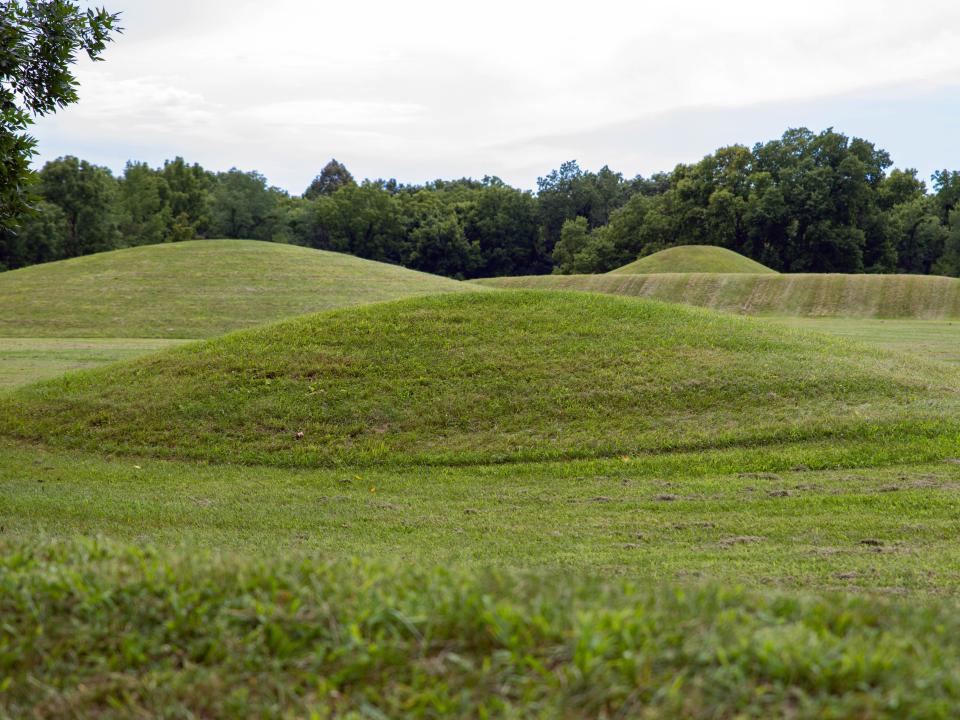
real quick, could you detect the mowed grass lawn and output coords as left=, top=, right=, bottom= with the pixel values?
left=4, top=437, right=960, bottom=716
left=771, top=317, right=960, bottom=364
left=8, top=535, right=960, bottom=719
left=5, top=286, right=960, bottom=716
left=0, top=338, right=191, bottom=390
left=4, top=439, right=960, bottom=593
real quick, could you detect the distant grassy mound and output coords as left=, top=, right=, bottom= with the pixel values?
left=0, top=240, right=472, bottom=338
left=3, top=291, right=957, bottom=467
left=475, top=273, right=960, bottom=319
left=611, top=245, right=777, bottom=274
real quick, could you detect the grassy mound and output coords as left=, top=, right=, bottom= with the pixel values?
left=475, top=273, right=960, bottom=319
left=3, top=291, right=958, bottom=467
left=4, top=538, right=960, bottom=718
left=0, top=239, right=472, bottom=338
left=611, top=245, right=777, bottom=274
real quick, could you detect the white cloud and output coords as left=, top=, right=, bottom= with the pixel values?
left=69, top=72, right=219, bottom=133
left=31, top=0, right=960, bottom=190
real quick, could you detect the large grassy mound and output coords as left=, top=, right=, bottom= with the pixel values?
left=3, top=291, right=958, bottom=467
left=475, top=273, right=960, bottom=319
left=0, top=239, right=472, bottom=338
left=611, top=245, right=777, bottom=274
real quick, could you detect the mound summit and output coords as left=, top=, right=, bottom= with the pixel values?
left=3, top=291, right=957, bottom=466
left=611, top=245, right=777, bottom=275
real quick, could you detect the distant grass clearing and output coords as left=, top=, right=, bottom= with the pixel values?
left=3, top=291, right=958, bottom=467
left=769, top=317, right=960, bottom=364
left=610, top=244, right=778, bottom=274
left=0, top=338, right=190, bottom=391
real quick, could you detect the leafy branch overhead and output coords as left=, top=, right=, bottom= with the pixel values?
left=0, top=1, right=120, bottom=228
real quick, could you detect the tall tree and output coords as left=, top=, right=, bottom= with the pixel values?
left=208, top=168, right=284, bottom=240
left=303, top=159, right=355, bottom=199
left=0, top=199, right=66, bottom=269
left=0, top=1, right=119, bottom=229
left=536, top=161, right=632, bottom=254
left=306, top=182, right=405, bottom=262
left=161, top=157, right=213, bottom=239
left=456, top=177, right=544, bottom=277
left=399, top=190, right=471, bottom=277
left=118, top=161, right=171, bottom=246
left=35, top=155, right=118, bottom=257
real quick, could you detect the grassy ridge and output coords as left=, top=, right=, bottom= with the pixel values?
left=474, top=273, right=960, bottom=319
left=611, top=245, right=777, bottom=274
left=0, top=239, right=473, bottom=338
left=3, top=291, right=958, bottom=467
left=4, top=537, right=960, bottom=719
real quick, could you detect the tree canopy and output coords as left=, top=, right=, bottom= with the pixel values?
left=552, top=128, right=958, bottom=277
left=3, top=129, right=960, bottom=279
left=0, top=1, right=119, bottom=230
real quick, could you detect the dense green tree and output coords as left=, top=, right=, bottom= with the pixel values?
left=161, top=157, right=213, bottom=238
left=454, top=177, right=544, bottom=277
left=6, top=125, right=960, bottom=279
left=0, top=1, right=119, bottom=230
left=118, top=161, right=171, bottom=246
left=0, top=199, right=66, bottom=269
left=208, top=168, right=284, bottom=241
left=878, top=169, right=926, bottom=210
left=553, top=192, right=665, bottom=275
left=303, top=158, right=355, bottom=199
left=568, top=128, right=913, bottom=274
left=399, top=191, right=471, bottom=277
left=35, top=155, right=119, bottom=257
left=306, top=182, right=405, bottom=262
left=748, top=128, right=893, bottom=272
left=536, top=161, right=633, bottom=254
left=933, top=170, right=960, bottom=222
left=933, top=209, right=960, bottom=277
left=551, top=216, right=590, bottom=273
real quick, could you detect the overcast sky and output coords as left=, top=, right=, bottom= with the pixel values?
left=30, top=0, right=960, bottom=193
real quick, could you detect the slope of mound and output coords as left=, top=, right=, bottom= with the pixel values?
left=3, top=291, right=957, bottom=467
left=474, top=273, right=960, bottom=319
left=611, top=245, right=777, bottom=274
left=0, top=240, right=472, bottom=338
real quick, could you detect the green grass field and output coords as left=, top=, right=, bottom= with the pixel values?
left=611, top=245, right=778, bottom=274
left=475, top=271, right=960, bottom=319
left=4, top=438, right=960, bottom=590
left=5, top=246, right=960, bottom=717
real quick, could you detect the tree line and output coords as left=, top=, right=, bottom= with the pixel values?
left=3, top=127, right=960, bottom=278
